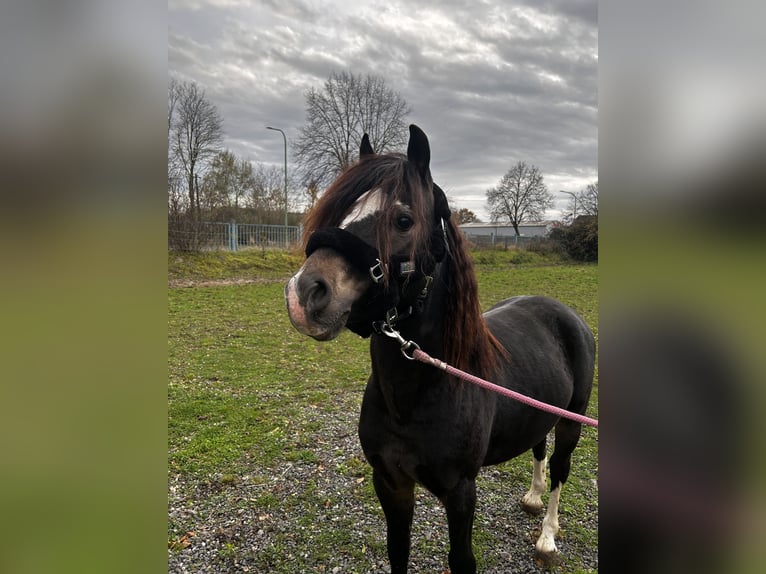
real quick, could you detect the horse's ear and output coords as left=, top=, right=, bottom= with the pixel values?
left=359, top=134, right=375, bottom=158
left=407, top=124, right=430, bottom=177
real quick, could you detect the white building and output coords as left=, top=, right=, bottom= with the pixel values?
left=458, top=221, right=554, bottom=241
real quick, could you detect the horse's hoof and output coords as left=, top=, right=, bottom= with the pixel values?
left=534, top=548, right=562, bottom=569
left=520, top=498, right=544, bottom=515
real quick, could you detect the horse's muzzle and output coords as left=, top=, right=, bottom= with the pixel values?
left=285, top=250, right=368, bottom=341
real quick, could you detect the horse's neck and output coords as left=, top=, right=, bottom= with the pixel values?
left=368, top=263, right=452, bottom=418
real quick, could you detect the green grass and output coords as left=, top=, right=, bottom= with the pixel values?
left=168, top=245, right=559, bottom=283
left=470, top=247, right=561, bottom=267
left=168, top=282, right=370, bottom=475
left=168, top=248, right=597, bottom=572
left=168, top=248, right=304, bottom=283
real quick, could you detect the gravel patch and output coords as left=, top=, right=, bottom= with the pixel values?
left=168, top=402, right=598, bottom=573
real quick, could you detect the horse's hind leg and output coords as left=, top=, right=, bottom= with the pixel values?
left=535, top=419, right=583, bottom=564
left=521, top=437, right=547, bottom=515
left=372, top=469, right=415, bottom=574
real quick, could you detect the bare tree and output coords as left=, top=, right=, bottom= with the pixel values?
left=486, top=161, right=553, bottom=236
left=170, top=81, right=224, bottom=219
left=168, top=78, right=185, bottom=216
left=562, top=181, right=598, bottom=222
left=577, top=181, right=598, bottom=217
left=294, top=71, right=410, bottom=188
left=250, top=164, right=287, bottom=217
left=168, top=78, right=180, bottom=139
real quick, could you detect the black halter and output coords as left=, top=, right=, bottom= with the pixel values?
left=305, top=183, right=452, bottom=337
left=305, top=224, right=446, bottom=338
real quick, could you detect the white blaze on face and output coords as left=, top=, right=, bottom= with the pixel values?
left=340, top=188, right=408, bottom=229
left=340, top=188, right=385, bottom=229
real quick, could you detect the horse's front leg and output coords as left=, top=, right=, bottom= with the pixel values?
left=372, top=469, right=415, bottom=574
left=442, top=477, right=478, bottom=574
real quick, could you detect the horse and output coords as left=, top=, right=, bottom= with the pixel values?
left=285, top=125, right=596, bottom=573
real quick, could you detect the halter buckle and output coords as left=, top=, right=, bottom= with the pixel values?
left=369, top=259, right=387, bottom=283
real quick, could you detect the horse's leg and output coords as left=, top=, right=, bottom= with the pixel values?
left=372, top=469, right=415, bottom=574
left=442, top=477, right=478, bottom=574
left=521, top=437, right=547, bottom=515
left=535, top=419, right=582, bottom=565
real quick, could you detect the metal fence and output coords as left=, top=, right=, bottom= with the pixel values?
left=463, top=234, right=540, bottom=249
left=168, top=221, right=302, bottom=251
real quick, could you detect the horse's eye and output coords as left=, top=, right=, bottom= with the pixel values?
left=396, top=215, right=414, bottom=231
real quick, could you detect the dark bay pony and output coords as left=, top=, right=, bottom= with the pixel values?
left=285, top=125, right=595, bottom=573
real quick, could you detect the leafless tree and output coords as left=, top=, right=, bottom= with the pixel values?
left=294, top=71, right=410, bottom=189
left=486, top=161, right=553, bottom=236
left=168, top=78, right=180, bottom=139
left=170, top=80, right=224, bottom=219
left=562, top=181, right=598, bottom=222
left=250, top=164, right=287, bottom=215
left=168, top=78, right=185, bottom=216
left=577, top=181, right=598, bottom=217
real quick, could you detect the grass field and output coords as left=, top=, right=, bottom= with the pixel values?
left=168, top=248, right=598, bottom=572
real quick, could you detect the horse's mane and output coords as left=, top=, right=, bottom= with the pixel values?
left=302, top=153, right=503, bottom=377
left=441, top=214, right=505, bottom=378
left=302, top=154, right=434, bottom=286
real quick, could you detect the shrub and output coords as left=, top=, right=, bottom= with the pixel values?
left=550, top=216, right=598, bottom=262
left=524, top=237, right=565, bottom=257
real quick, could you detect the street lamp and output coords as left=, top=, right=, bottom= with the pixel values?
left=266, top=126, right=288, bottom=227
left=557, top=190, right=577, bottom=222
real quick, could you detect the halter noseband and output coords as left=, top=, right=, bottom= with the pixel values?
left=305, top=225, right=445, bottom=338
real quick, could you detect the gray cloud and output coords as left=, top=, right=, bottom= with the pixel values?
left=169, top=0, right=597, bottom=219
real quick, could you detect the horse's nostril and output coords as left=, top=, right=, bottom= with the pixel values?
left=312, top=280, right=327, bottom=299
left=306, top=278, right=330, bottom=314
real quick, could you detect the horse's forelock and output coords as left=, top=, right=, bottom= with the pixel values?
left=377, top=160, right=434, bottom=268
left=302, top=154, right=435, bottom=273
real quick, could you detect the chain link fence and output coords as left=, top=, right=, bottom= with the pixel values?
left=168, top=219, right=301, bottom=251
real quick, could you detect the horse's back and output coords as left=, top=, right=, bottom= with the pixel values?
left=485, top=295, right=594, bottom=362
left=481, top=295, right=596, bottom=463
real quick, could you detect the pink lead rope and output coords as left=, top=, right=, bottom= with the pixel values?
left=412, top=348, right=599, bottom=428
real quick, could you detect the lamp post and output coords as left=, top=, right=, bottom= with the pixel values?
left=558, top=190, right=577, bottom=222
left=266, top=126, right=288, bottom=227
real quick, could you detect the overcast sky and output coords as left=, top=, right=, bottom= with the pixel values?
left=169, top=0, right=597, bottom=221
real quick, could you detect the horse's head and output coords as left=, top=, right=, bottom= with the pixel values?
left=285, top=124, right=451, bottom=341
